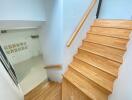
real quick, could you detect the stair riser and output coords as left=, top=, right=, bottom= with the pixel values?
left=89, top=27, right=130, bottom=39
left=81, top=42, right=124, bottom=63
left=64, top=68, right=108, bottom=100
left=85, top=34, right=128, bottom=50
left=77, top=49, right=120, bottom=69
left=93, top=20, right=132, bottom=29
left=73, top=57, right=117, bottom=81
left=89, top=27, right=131, bottom=40
left=77, top=49, right=120, bottom=75
left=62, top=79, right=92, bottom=100
left=69, top=67, right=112, bottom=94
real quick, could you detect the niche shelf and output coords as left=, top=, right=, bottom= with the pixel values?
left=0, top=20, right=45, bottom=30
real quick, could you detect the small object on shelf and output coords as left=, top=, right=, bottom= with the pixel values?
left=1, top=30, right=7, bottom=34
left=31, top=35, right=39, bottom=39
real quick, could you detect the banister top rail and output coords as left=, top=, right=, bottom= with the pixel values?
left=66, top=0, right=97, bottom=47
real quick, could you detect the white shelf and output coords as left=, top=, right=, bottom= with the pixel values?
left=0, top=20, right=46, bottom=30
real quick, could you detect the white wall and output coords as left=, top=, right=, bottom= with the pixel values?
left=40, top=0, right=99, bottom=82
left=63, top=0, right=92, bottom=43
left=0, top=0, right=46, bottom=21
left=0, top=29, right=42, bottom=65
left=41, top=0, right=63, bottom=65
left=99, top=0, right=132, bottom=20
left=0, top=61, right=23, bottom=100
left=109, top=33, right=132, bottom=100
left=40, top=0, right=63, bottom=82
left=62, top=0, right=99, bottom=75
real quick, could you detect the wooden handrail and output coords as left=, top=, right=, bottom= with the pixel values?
left=44, top=64, right=62, bottom=69
left=66, top=0, right=97, bottom=47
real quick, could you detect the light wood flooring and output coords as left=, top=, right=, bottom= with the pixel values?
left=24, top=81, right=61, bottom=100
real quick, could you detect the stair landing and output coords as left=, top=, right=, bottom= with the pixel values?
left=24, top=81, right=61, bottom=100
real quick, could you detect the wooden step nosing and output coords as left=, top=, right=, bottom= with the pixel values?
left=69, top=65, right=112, bottom=93
left=87, top=32, right=129, bottom=40
left=91, top=25, right=132, bottom=30
left=63, top=75, right=95, bottom=99
left=79, top=48, right=122, bottom=64
left=74, top=56, right=117, bottom=78
left=95, top=19, right=132, bottom=21
left=84, top=39, right=126, bottom=51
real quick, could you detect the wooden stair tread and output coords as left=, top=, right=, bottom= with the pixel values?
left=71, top=57, right=118, bottom=81
left=92, top=19, right=132, bottom=29
left=69, top=62, right=113, bottom=93
left=64, top=68, right=108, bottom=100
left=81, top=42, right=124, bottom=63
left=76, top=49, right=120, bottom=76
left=62, top=79, right=91, bottom=100
left=89, top=27, right=130, bottom=39
left=85, top=34, right=128, bottom=50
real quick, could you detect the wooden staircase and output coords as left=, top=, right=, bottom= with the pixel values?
left=62, top=19, right=132, bottom=100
